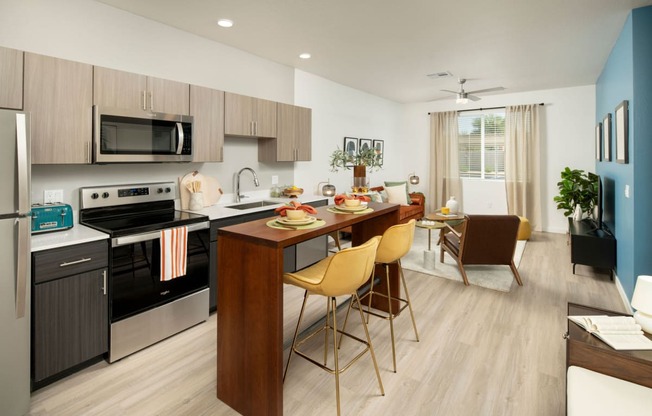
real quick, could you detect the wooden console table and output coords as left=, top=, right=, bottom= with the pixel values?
left=216, top=202, right=400, bottom=416
left=568, top=219, right=616, bottom=278
left=566, top=303, right=652, bottom=389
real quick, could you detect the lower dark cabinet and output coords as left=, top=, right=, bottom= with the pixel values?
left=32, top=240, right=109, bottom=387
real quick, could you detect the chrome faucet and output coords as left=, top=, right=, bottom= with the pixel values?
left=235, top=167, right=260, bottom=202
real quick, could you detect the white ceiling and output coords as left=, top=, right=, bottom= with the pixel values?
left=96, top=0, right=652, bottom=104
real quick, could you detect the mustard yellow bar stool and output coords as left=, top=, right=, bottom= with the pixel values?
left=283, top=236, right=384, bottom=416
left=344, top=219, right=419, bottom=373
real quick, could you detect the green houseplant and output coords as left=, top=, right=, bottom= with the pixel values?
left=329, top=147, right=383, bottom=172
left=553, top=167, right=597, bottom=218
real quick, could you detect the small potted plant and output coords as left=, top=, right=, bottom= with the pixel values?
left=553, top=167, right=597, bottom=220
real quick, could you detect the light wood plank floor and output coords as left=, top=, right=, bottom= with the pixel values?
left=28, top=232, right=626, bottom=416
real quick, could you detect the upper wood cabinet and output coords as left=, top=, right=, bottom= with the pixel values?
left=0, top=46, right=23, bottom=110
left=190, top=85, right=224, bottom=162
left=259, top=103, right=312, bottom=162
left=224, top=92, right=277, bottom=138
left=24, top=53, right=93, bottom=164
left=94, top=66, right=190, bottom=115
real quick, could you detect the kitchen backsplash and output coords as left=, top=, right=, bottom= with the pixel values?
left=31, top=138, right=295, bottom=211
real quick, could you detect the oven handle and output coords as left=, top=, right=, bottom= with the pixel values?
left=111, top=221, right=209, bottom=247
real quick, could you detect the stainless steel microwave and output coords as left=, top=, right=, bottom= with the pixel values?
left=93, top=106, right=193, bottom=163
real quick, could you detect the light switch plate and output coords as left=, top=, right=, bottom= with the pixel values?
left=44, top=189, right=64, bottom=204
left=271, top=175, right=279, bottom=185
left=625, top=185, right=630, bottom=198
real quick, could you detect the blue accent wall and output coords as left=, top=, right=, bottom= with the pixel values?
left=596, top=6, right=652, bottom=300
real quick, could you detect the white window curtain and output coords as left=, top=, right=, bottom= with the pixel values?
left=429, top=111, right=462, bottom=212
left=505, top=104, right=541, bottom=231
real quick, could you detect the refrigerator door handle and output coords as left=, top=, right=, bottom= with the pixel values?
left=16, top=113, right=30, bottom=215
left=15, top=217, right=30, bottom=318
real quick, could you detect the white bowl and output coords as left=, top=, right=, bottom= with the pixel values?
left=286, top=209, right=307, bottom=220
left=344, top=198, right=361, bottom=207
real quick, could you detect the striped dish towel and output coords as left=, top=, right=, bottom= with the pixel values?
left=160, top=226, right=188, bottom=281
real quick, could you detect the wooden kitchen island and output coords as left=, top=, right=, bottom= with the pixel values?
left=216, top=202, right=400, bottom=416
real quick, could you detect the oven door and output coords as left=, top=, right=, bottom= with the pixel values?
left=109, top=222, right=209, bottom=322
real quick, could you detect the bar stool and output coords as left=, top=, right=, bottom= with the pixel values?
left=344, top=219, right=419, bottom=373
left=283, top=236, right=384, bottom=416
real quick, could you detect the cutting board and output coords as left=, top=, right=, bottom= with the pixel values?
left=178, top=171, right=223, bottom=209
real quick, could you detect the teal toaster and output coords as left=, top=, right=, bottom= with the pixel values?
left=31, top=204, right=74, bottom=234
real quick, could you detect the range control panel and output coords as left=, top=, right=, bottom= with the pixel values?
left=79, top=182, right=176, bottom=209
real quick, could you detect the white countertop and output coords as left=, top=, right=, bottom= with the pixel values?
left=179, top=192, right=332, bottom=221
left=31, top=224, right=109, bottom=252
left=31, top=192, right=332, bottom=252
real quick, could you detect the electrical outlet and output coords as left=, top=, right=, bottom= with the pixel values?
left=44, top=189, right=63, bottom=204
left=271, top=175, right=279, bottom=185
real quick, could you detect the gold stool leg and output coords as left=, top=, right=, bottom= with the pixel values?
left=365, top=267, right=377, bottom=325
left=284, top=290, right=310, bottom=382
left=385, top=264, right=397, bottom=373
left=353, top=293, right=385, bottom=396
left=398, top=259, right=420, bottom=341
left=337, top=295, right=355, bottom=350
left=331, top=297, right=342, bottom=416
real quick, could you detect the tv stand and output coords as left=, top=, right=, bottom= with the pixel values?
left=568, top=218, right=616, bottom=279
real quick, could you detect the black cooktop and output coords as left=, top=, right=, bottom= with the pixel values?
left=80, top=201, right=208, bottom=237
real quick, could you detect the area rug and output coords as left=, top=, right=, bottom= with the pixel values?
left=400, top=227, right=527, bottom=292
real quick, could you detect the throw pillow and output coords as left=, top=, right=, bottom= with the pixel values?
left=384, top=180, right=411, bottom=202
left=385, top=184, right=410, bottom=206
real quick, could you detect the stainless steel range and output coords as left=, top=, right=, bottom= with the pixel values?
left=79, top=182, right=210, bottom=362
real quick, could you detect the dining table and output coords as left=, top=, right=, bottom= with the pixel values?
left=216, top=202, right=400, bottom=416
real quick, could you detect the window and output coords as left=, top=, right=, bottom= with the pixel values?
left=458, top=111, right=505, bottom=179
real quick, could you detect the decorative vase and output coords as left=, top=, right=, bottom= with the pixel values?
left=445, top=196, right=459, bottom=214
left=572, top=204, right=583, bottom=221
left=353, top=165, right=367, bottom=192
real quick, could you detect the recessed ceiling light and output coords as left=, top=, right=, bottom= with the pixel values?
left=217, top=19, right=234, bottom=28
left=299, top=53, right=311, bottom=59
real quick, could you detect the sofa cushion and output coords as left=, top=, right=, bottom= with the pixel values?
left=384, top=180, right=411, bottom=201
left=385, top=184, right=409, bottom=205
left=400, top=203, right=424, bottom=221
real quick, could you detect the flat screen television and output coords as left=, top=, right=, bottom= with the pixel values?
left=588, top=172, right=602, bottom=230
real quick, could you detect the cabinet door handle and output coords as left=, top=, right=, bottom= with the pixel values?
left=142, top=91, right=147, bottom=110
left=59, top=257, right=92, bottom=267
left=102, top=270, right=107, bottom=295
left=149, top=92, right=154, bottom=111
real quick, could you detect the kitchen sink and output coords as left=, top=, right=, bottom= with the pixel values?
left=227, top=200, right=282, bottom=210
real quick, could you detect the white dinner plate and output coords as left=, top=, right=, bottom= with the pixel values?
left=333, top=204, right=368, bottom=212
left=276, top=216, right=317, bottom=225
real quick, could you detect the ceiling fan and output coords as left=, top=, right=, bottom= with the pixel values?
left=441, top=78, right=505, bottom=104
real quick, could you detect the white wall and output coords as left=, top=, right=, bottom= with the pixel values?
left=404, top=85, right=597, bottom=233
left=293, top=70, right=406, bottom=196
left=0, top=0, right=296, bottom=208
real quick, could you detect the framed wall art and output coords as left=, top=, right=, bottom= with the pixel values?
left=343, top=137, right=358, bottom=167
left=359, top=138, right=372, bottom=153
left=595, top=122, right=602, bottom=161
left=372, top=139, right=384, bottom=165
left=602, top=113, right=611, bottom=162
left=615, top=100, right=629, bottom=164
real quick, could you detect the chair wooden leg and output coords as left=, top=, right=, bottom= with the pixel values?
left=398, top=260, right=419, bottom=342
left=353, top=293, right=385, bottom=397
left=329, top=231, right=342, bottom=251
left=510, top=261, right=523, bottom=286
left=284, top=290, right=310, bottom=382
left=456, top=260, right=470, bottom=286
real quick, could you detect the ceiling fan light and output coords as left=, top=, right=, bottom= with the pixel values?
left=456, top=96, right=468, bottom=104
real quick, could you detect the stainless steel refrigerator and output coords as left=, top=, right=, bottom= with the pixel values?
left=0, top=110, right=31, bottom=416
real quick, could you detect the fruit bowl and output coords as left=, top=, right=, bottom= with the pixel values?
left=283, top=187, right=304, bottom=198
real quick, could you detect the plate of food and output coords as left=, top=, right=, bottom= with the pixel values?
left=276, top=216, right=317, bottom=226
